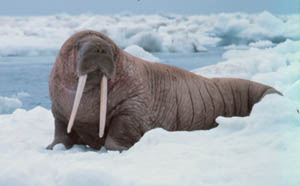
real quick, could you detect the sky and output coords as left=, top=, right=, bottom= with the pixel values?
left=0, top=0, right=299, bottom=15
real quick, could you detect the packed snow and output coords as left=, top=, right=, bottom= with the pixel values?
left=0, top=11, right=299, bottom=56
left=124, top=45, right=160, bottom=62
left=1, top=12, right=300, bottom=186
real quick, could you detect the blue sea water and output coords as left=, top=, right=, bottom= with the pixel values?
left=0, top=49, right=223, bottom=111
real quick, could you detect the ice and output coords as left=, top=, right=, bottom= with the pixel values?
left=193, top=40, right=300, bottom=86
left=249, top=40, right=274, bottom=48
left=124, top=45, right=160, bottom=62
left=1, top=42, right=300, bottom=186
left=0, top=11, right=299, bottom=56
left=128, top=31, right=163, bottom=52
left=0, top=96, right=22, bottom=114
left=14, top=92, right=31, bottom=98
left=213, top=11, right=300, bottom=46
left=0, top=92, right=31, bottom=114
left=1, top=12, right=300, bottom=186
left=0, top=96, right=299, bottom=185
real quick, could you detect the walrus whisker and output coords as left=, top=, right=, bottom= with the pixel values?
left=67, top=74, right=87, bottom=133
left=99, top=75, right=108, bottom=138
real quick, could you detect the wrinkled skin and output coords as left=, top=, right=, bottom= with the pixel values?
left=47, top=30, right=282, bottom=151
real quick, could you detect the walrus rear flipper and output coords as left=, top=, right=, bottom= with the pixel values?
left=261, top=87, right=283, bottom=97
left=247, top=80, right=283, bottom=115
left=212, top=78, right=282, bottom=118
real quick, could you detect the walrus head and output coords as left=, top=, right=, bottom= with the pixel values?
left=67, top=35, right=116, bottom=138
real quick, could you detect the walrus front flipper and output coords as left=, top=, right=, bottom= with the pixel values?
left=46, top=117, right=82, bottom=150
left=211, top=78, right=282, bottom=118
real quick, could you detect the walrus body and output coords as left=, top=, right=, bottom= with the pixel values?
left=47, top=30, right=281, bottom=151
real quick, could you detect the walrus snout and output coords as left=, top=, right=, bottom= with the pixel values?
left=77, top=38, right=116, bottom=79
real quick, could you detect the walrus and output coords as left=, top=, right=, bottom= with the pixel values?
left=47, top=30, right=282, bottom=151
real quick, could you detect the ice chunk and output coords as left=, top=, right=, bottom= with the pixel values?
left=1, top=12, right=299, bottom=56
left=0, top=96, right=22, bottom=114
left=193, top=40, right=300, bottom=86
left=249, top=40, right=274, bottom=48
left=15, top=92, right=31, bottom=98
left=124, top=45, right=160, bottom=62
left=129, top=31, right=162, bottom=52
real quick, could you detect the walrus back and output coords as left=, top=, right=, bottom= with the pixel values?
left=140, top=61, right=282, bottom=131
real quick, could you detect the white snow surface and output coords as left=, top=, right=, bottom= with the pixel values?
left=1, top=38, right=299, bottom=185
left=124, top=45, right=160, bottom=62
left=0, top=11, right=299, bottom=56
left=1, top=12, right=300, bottom=186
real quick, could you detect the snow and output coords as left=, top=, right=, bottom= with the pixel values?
left=129, top=31, right=163, bottom=52
left=1, top=12, right=300, bottom=186
left=249, top=40, right=274, bottom=48
left=124, top=45, right=160, bottom=62
left=0, top=96, right=299, bottom=185
left=193, top=40, right=300, bottom=85
left=0, top=11, right=299, bottom=56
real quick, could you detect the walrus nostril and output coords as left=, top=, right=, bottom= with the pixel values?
left=96, top=48, right=106, bottom=54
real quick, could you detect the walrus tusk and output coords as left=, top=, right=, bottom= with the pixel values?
left=99, top=75, right=108, bottom=138
left=67, top=75, right=87, bottom=133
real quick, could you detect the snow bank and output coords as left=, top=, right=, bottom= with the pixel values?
left=193, top=40, right=300, bottom=91
left=1, top=40, right=300, bottom=186
left=193, top=39, right=300, bottom=127
left=0, top=11, right=299, bottom=56
left=0, top=96, right=22, bottom=114
left=124, top=45, right=160, bottom=62
left=190, top=39, right=300, bottom=186
left=0, top=96, right=299, bottom=186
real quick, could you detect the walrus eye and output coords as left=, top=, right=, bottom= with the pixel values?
left=96, top=49, right=100, bottom=53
